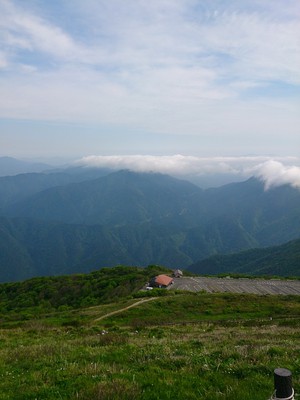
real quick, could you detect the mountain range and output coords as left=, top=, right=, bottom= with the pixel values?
left=0, top=168, right=299, bottom=282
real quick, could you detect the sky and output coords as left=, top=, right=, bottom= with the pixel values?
left=0, top=0, right=299, bottom=180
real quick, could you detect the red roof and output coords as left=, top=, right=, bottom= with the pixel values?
left=155, top=274, right=173, bottom=287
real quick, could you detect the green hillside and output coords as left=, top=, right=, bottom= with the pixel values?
left=0, top=269, right=299, bottom=399
left=0, top=265, right=169, bottom=317
left=188, top=238, right=300, bottom=276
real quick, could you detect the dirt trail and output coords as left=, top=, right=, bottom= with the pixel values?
left=94, top=297, right=157, bottom=322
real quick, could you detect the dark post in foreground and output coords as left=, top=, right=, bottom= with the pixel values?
left=271, top=368, right=294, bottom=400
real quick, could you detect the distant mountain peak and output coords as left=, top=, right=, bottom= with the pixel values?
left=0, top=156, right=52, bottom=177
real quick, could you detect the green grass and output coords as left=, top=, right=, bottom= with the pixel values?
left=0, top=292, right=299, bottom=399
left=102, top=292, right=300, bottom=327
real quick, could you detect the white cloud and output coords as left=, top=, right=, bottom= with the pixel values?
left=0, top=0, right=299, bottom=158
left=251, top=160, right=300, bottom=189
left=2, top=1, right=299, bottom=85
left=0, top=0, right=85, bottom=62
left=76, top=154, right=205, bottom=175
left=15, top=16, right=77, bottom=59
left=194, top=10, right=300, bottom=85
left=0, top=50, right=8, bottom=68
left=75, top=155, right=300, bottom=189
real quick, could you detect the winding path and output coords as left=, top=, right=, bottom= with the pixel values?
left=94, top=297, right=157, bottom=322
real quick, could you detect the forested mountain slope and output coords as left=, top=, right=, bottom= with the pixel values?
left=0, top=170, right=299, bottom=281
left=0, top=168, right=112, bottom=210
left=4, top=170, right=204, bottom=226
left=188, top=239, right=300, bottom=276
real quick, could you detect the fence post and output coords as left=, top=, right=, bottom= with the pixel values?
left=271, top=368, right=294, bottom=400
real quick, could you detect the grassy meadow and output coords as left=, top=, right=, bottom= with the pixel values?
left=0, top=291, right=299, bottom=399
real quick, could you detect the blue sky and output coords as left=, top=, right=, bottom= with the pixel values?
left=0, top=0, right=299, bottom=167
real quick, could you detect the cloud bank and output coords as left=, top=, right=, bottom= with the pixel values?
left=251, top=160, right=300, bottom=190
left=75, top=155, right=300, bottom=189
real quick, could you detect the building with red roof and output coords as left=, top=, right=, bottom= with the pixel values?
left=150, top=274, right=174, bottom=288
